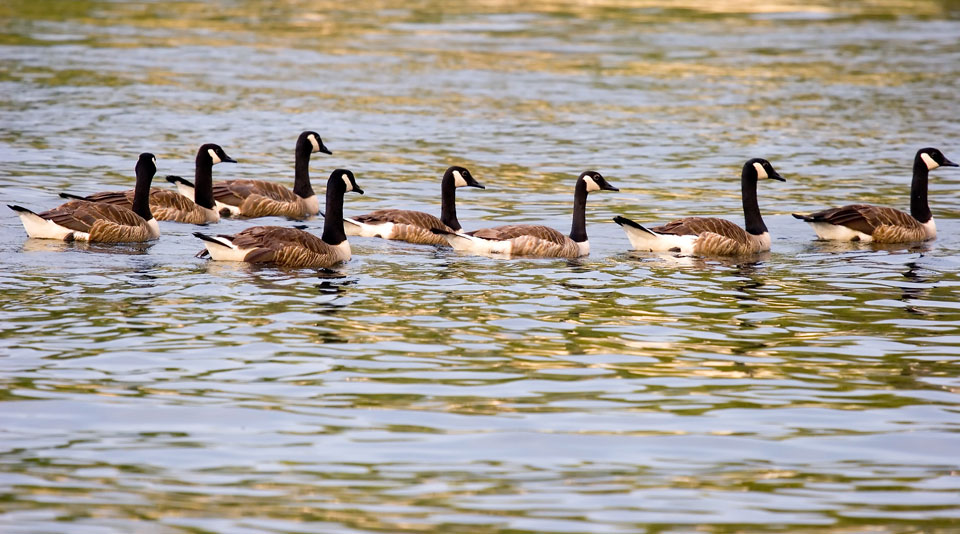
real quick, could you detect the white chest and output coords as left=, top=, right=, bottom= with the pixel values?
left=146, top=218, right=161, bottom=238
left=302, top=195, right=320, bottom=215
left=753, top=231, right=771, bottom=251
left=576, top=240, right=590, bottom=256
left=201, top=206, right=220, bottom=223
left=334, top=239, right=352, bottom=261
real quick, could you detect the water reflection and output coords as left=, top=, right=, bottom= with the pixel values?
left=19, top=238, right=155, bottom=255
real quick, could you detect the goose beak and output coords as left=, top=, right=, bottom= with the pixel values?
left=353, top=186, right=364, bottom=195
left=223, top=155, right=237, bottom=164
left=942, top=158, right=958, bottom=167
left=769, top=171, right=786, bottom=182
left=319, top=146, right=333, bottom=155
left=602, top=183, right=619, bottom=192
left=471, top=182, right=486, bottom=190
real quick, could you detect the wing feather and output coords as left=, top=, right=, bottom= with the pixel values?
left=72, top=187, right=208, bottom=223
left=213, top=180, right=299, bottom=206
left=226, top=226, right=347, bottom=268
left=653, top=217, right=751, bottom=244
left=238, top=194, right=308, bottom=219
left=505, top=234, right=580, bottom=257
left=39, top=200, right=151, bottom=242
left=353, top=209, right=448, bottom=230
left=79, top=189, right=136, bottom=207
left=469, top=224, right=568, bottom=244
left=804, top=203, right=926, bottom=240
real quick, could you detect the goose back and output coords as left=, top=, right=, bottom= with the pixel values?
left=38, top=200, right=158, bottom=242
left=212, top=179, right=318, bottom=219
left=78, top=188, right=217, bottom=224
left=348, top=209, right=452, bottom=245
left=798, top=204, right=932, bottom=243
left=232, top=226, right=350, bottom=267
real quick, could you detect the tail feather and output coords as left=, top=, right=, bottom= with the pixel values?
left=59, top=192, right=87, bottom=201
left=193, top=231, right=231, bottom=246
left=342, top=217, right=363, bottom=234
left=430, top=227, right=456, bottom=236
left=193, top=231, right=251, bottom=262
left=166, top=175, right=195, bottom=187
left=8, top=204, right=34, bottom=215
left=792, top=213, right=814, bottom=221
left=613, top=215, right=656, bottom=236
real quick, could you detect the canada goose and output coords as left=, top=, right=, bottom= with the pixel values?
left=193, top=169, right=363, bottom=268
left=614, top=158, right=784, bottom=256
left=9, top=153, right=161, bottom=242
left=180, top=131, right=331, bottom=220
left=61, top=143, right=236, bottom=224
left=343, top=166, right=485, bottom=245
left=433, top=171, right=618, bottom=258
left=792, top=147, right=957, bottom=243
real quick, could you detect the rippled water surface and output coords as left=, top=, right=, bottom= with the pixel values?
left=3, top=1, right=960, bottom=532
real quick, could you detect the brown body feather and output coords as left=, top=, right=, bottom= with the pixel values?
left=802, top=204, right=931, bottom=243
left=41, top=200, right=156, bottom=242
left=353, top=209, right=453, bottom=245
left=467, top=224, right=583, bottom=257
left=656, top=217, right=769, bottom=255
left=468, top=224, right=568, bottom=244
left=213, top=180, right=316, bottom=219
left=81, top=188, right=214, bottom=224
left=229, top=226, right=349, bottom=268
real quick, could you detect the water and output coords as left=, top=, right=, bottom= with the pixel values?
left=2, top=1, right=960, bottom=532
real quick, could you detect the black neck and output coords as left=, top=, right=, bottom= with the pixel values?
left=321, top=177, right=347, bottom=245
left=741, top=169, right=767, bottom=235
left=293, top=138, right=315, bottom=199
left=193, top=153, right=215, bottom=209
left=131, top=165, right=154, bottom=220
left=439, top=171, right=462, bottom=231
left=569, top=179, right=589, bottom=243
left=910, top=155, right=932, bottom=223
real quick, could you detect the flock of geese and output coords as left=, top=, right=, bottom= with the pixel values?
left=8, top=130, right=958, bottom=268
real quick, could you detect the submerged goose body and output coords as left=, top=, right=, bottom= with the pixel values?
left=615, top=158, right=784, bottom=256
left=436, top=171, right=618, bottom=258
left=9, top=153, right=161, bottom=243
left=792, top=148, right=957, bottom=243
left=344, top=166, right=484, bottom=245
left=188, top=131, right=330, bottom=220
left=61, top=144, right=235, bottom=224
left=194, top=169, right=363, bottom=268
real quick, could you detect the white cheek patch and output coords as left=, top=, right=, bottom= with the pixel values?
left=152, top=157, right=156, bottom=166
left=921, top=152, right=939, bottom=170
left=584, top=175, right=600, bottom=192
left=341, top=173, right=353, bottom=191
left=753, top=162, right=768, bottom=180
left=309, top=135, right=320, bottom=153
left=208, top=148, right=221, bottom=164
left=453, top=170, right=467, bottom=187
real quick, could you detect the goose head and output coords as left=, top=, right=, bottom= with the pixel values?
left=580, top=170, right=619, bottom=193
left=745, top=158, right=785, bottom=182
left=332, top=169, right=364, bottom=195
left=301, top=131, right=332, bottom=155
left=136, top=153, right=157, bottom=177
left=447, top=166, right=485, bottom=189
left=198, top=143, right=237, bottom=165
left=918, top=147, right=958, bottom=171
